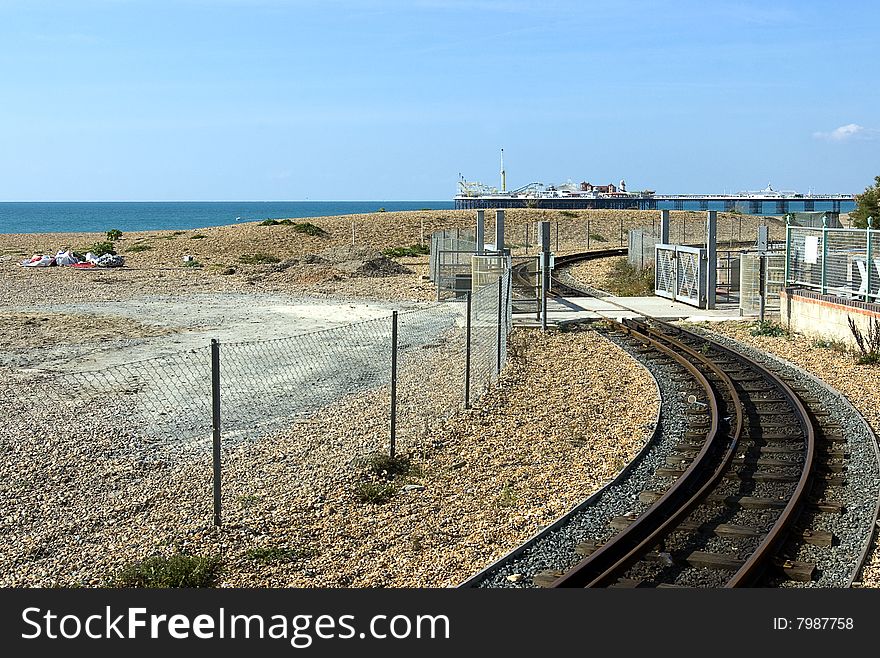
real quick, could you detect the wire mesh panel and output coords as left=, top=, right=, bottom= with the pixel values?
left=220, top=317, right=392, bottom=442
left=0, top=348, right=216, bottom=586
left=786, top=227, right=823, bottom=290
left=785, top=226, right=880, bottom=300
left=431, top=228, right=477, bottom=299
left=394, top=303, right=467, bottom=455
left=824, top=229, right=868, bottom=297
left=628, top=228, right=659, bottom=271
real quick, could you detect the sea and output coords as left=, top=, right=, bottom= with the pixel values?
left=0, top=201, right=455, bottom=235
left=0, top=199, right=856, bottom=235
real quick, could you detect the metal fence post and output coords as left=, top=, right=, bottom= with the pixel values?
left=619, top=216, right=624, bottom=246
left=821, top=214, right=828, bottom=295
left=867, top=217, right=874, bottom=302
left=390, top=311, right=398, bottom=458
left=210, top=338, right=221, bottom=528
left=587, top=218, right=591, bottom=249
left=464, top=291, right=472, bottom=409
left=496, top=276, right=503, bottom=376
left=784, top=216, right=791, bottom=289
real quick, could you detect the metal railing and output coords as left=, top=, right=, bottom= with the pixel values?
left=785, top=222, right=880, bottom=302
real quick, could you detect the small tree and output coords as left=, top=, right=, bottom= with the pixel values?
left=851, top=176, right=880, bottom=228
left=106, top=228, right=123, bottom=241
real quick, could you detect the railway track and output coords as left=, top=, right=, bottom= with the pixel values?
left=509, top=248, right=625, bottom=312
left=547, top=318, right=828, bottom=587
left=462, top=316, right=872, bottom=588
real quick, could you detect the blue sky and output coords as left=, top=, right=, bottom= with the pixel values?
left=0, top=0, right=877, bottom=200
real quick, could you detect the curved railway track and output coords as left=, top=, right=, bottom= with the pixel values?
left=550, top=319, right=820, bottom=588
left=470, top=249, right=875, bottom=588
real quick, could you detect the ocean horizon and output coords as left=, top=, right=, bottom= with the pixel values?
left=0, top=201, right=456, bottom=235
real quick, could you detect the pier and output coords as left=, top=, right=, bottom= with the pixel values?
left=454, top=193, right=855, bottom=215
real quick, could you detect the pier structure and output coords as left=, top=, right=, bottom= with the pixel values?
left=454, top=193, right=854, bottom=215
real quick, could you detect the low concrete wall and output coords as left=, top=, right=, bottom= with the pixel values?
left=781, top=288, right=880, bottom=347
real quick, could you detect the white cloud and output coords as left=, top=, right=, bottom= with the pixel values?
left=813, top=123, right=880, bottom=142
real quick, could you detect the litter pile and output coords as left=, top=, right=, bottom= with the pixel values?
left=19, top=250, right=125, bottom=269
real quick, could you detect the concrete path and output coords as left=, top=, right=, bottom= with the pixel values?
left=515, top=295, right=744, bottom=326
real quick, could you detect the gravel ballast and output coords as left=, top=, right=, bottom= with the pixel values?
left=689, top=322, right=880, bottom=587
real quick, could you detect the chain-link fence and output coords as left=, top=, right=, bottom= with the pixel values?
left=0, top=273, right=513, bottom=582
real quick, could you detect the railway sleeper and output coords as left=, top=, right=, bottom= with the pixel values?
left=638, top=490, right=846, bottom=513
left=654, top=466, right=847, bottom=486
left=606, top=517, right=834, bottom=547
left=569, top=542, right=816, bottom=583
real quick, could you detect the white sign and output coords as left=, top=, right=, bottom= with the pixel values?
left=804, top=236, right=819, bottom=264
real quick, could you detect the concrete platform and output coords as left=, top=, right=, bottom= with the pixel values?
left=514, top=295, right=745, bottom=326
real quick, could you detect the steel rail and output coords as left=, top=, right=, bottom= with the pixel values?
left=551, top=318, right=738, bottom=587
left=652, top=321, right=817, bottom=587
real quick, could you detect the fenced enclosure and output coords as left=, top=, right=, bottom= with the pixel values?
left=740, top=251, right=785, bottom=316
left=655, top=244, right=707, bottom=307
left=430, top=227, right=477, bottom=299
left=0, top=274, right=513, bottom=584
left=785, top=225, right=880, bottom=301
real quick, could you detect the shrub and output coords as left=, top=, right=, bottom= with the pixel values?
left=377, top=207, right=386, bottom=212
left=190, top=234, right=207, bottom=239
left=589, top=232, right=607, bottom=243
left=383, top=244, right=430, bottom=258
left=85, top=241, right=116, bottom=257
left=291, top=222, right=327, bottom=237
left=126, top=243, right=153, bottom=253
left=750, top=321, right=787, bottom=337
left=106, top=228, right=123, bottom=241
left=365, top=452, right=411, bottom=480
left=354, top=480, right=397, bottom=504
left=111, top=554, right=221, bottom=588
left=259, top=219, right=327, bottom=236
left=182, top=260, right=203, bottom=268
left=604, top=259, right=654, bottom=296
left=559, top=210, right=578, bottom=218
left=238, top=253, right=281, bottom=265
left=848, top=316, right=880, bottom=364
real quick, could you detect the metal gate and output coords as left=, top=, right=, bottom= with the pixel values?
left=655, top=244, right=707, bottom=308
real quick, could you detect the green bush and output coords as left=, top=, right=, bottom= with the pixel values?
left=750, top=321, right=787, bottom=337
left=182, top=260, right=203, bottom=268
left=365, top=452, right=411, bottom=480
left=604, top=259, right=654, bottom=296
left=126, top=243, right=153, bottom=253
left=383, top=244, right=430, bottom=258
left=111, top=554, right=221, bottom=588
left=291, top=222, right=327, bottom=237
left=354, top=481, right=397, bottom=504
left=259, top=219, right=327, bottom=236
left=589, top=233, right=607, bottom=243
left=85, top=241, right=116, bottom=257
left=106, top=228, right=123, bottom=241
left=238, top=253, right=281, bottom=265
